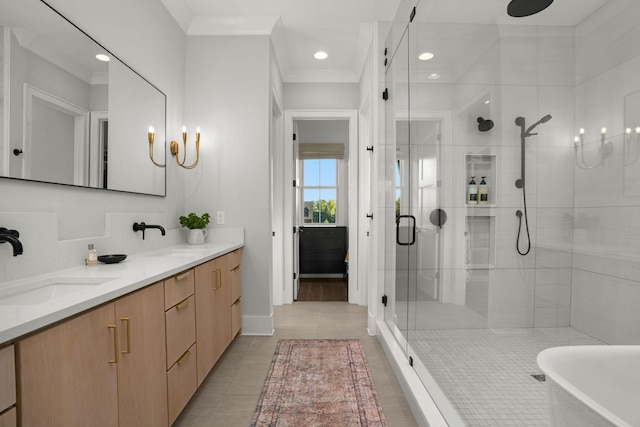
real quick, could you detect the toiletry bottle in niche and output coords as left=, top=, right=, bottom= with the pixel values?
left=467, top=176, right=478, bottom=205
left=478, top=176, right=488, bottom=205
left=86, top=244, right=98, bottom=266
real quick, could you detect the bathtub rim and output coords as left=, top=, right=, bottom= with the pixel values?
left=537, top=345, right=640, bottom=427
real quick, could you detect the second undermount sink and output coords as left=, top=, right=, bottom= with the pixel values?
left=143, top=248, right=205, bottom=257
left=0, top=277, right=114, bottom=306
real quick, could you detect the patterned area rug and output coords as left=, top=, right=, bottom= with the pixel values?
left=251, top=339, right=388, bottom=426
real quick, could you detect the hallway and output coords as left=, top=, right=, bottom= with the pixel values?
left=173, top=302, right=418, bottom=426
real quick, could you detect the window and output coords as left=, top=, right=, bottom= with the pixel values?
left=302, top=159, right=337, bottom=224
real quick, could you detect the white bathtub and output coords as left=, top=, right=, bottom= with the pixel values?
left=537, top=345, right=640, bottom=427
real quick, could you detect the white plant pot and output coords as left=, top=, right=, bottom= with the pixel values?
left=187, top=228, right=207, bottom=245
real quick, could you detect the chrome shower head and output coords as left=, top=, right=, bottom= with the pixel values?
left=508, top=0, right=554, bottom=17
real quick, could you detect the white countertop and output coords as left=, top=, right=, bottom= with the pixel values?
left=0, top=241, right=243, bottom=344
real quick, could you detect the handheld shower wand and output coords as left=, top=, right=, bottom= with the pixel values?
left=514, top=114, right=552, bottom=256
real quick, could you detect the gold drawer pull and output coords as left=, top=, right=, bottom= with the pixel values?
left=121, top=317, right=131, bottom=354
left=107, top=325, right=118, bottom=364
left=214, top=268, right=222, bottom=290
left=175, top=271, right=190, bottom=281
left=176, top=298, right=190, bottom=310
left=177, top=350, right=191, bottom=366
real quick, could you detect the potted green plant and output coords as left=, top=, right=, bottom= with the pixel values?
left=179, top=212, right=210, bottom=244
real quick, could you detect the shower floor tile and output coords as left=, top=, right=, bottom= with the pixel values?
left=411, top=327, right=603, bottom=427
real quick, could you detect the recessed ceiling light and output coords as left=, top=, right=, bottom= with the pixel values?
left=419, top=52, right=434, bottom=61
left=314, top=51, right=328, bottom=60
left=428, top=73, right=440, bottom=79
left=96, top=54, right=110, bottom=62
left=485, top=100, right=491, bottom=104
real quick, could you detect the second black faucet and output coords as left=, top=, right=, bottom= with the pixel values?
left=133, top=222, right=166, bottom=240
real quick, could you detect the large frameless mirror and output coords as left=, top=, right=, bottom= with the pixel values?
left=0, top=0, right=166, bottom=196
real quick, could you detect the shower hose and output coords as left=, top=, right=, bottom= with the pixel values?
left=516, top=187, right=531, bottom=256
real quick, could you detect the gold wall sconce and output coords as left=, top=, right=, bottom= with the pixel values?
left=147, top=126, right=165, bottom=168
left=170, top=126, right=200, bottom=169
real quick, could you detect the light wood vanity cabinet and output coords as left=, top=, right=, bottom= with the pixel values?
left=18, top=282, right=168, bottom=427
left=14, top=247, right=242, bottom=427
left=163, top=269, right=197, bottom=425
left=228, top=249, right=243, bottom=338
left=194, top=248, right=243, bottom=385
left=0, top=345, right=16, bottom=427
left=195, top=256, right=228, bottom=385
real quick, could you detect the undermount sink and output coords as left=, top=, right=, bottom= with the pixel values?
left=144, top=248, right=205, bottom=257
left=0, top=277, right=114, bottom=306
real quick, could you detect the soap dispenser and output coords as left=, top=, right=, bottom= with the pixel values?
left=478, top=176, right=488, bottom=205
left=467, top=176, right=478, bottom=205
left=86, top=244, right=98, bottom=266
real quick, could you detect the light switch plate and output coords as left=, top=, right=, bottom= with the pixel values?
left=216, top=211, right=225, bottom=224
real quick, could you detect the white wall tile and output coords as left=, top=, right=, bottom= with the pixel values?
left=571, top=269, right=640, bottom=344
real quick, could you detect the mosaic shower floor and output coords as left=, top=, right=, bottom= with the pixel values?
left=411, top=328, right=603, bottom=426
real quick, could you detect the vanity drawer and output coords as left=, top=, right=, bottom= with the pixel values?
left=0, top=407, right=16, bottom=427
left=231, top=298, right=242, bottom=338
left=164, top=269, right=194, bottom=310
left=167, top=344, right=197, bottom=425
left=0, top=345, right=15, bottom=413
left=230, top=264, right=242, bottom=303
left=227, top=248, right=242, bottom=270
left=166, top=295, right=196, bottom=368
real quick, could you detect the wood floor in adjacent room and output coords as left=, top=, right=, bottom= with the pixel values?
left=296, top=278, right=348, bottom=302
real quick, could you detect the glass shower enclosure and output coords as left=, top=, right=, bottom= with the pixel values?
left=379, top=0, right=640, bottom=425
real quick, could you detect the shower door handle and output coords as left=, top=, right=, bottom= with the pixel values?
left=396, top=215, right=416, bottom=246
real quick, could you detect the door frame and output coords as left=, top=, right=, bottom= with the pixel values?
left=281, top=109, right=360, bottom=305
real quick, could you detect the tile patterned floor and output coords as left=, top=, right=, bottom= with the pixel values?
left=173, top=302, right=418, bottom=426
left=411, top=328, right=603, bottom=426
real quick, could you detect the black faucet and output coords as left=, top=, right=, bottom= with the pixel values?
left=132, top=222, right=166, bottom=240
left=0, top=227, right=24, bottom=256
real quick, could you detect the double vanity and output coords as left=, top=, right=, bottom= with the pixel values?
left=0, top=241, right=243, bottom=427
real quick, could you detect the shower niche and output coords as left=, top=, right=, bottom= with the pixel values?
left=464, top=153, right=496, bottom=269
left=465, top=215, right=496, bottom=269
left=465, top=154, right=496, bottom=206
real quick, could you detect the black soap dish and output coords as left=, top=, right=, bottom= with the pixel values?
left=98, top=254, right=127, bottom=264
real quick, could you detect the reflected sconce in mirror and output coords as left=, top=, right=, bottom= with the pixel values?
left=148, top=126, right=165, bottom=168
left=170, top=126, right=200, bottom=170
left=624, top=126, right=640, bottom=166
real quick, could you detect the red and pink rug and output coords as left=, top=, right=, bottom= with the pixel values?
left=251, top=339, right=388, bottom=426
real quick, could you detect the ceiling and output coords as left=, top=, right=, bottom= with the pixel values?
left=160, top=0, right=610, bottom=84
left=159, top=0, right=402, bottom=83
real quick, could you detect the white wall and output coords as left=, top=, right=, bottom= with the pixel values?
left=283, top=83, right=360, bottom=110
left=184, top=35, right=275, bottom=335
left=0, top=0, right=187, bottom=281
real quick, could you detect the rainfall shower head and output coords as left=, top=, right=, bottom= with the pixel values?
left=508, top=0, right=554, bottom=17
left=477, top=117, right=494, bottom=132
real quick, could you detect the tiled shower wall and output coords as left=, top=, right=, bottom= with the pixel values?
left=570, top=0, right=640, bottom=344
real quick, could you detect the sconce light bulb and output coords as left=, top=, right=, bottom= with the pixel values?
left=148, top=126, right=154, bottom=134
left=579, top=128, right=585, bottom=135
left=574, top=136, right=580, bottom=143
left=636, top=127, right=640, bottom=134
left=182, top=126, right=187, bottom=133
left=627, top=128, right=632, bottom=134
left=196, top=126, right=201, bottom=135
left=601, top=127, right=607, bottom=135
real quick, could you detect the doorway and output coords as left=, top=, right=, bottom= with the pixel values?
left=280, top=110, right=359, bottom=305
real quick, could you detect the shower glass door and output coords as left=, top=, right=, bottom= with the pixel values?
left=383, top=13, right=446, bottom=357
left=384, top=23, right=411, bottom=350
